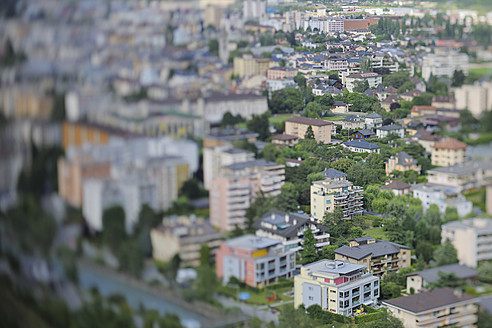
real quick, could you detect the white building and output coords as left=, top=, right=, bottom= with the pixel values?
left=441, top=218, right=492, bottom=267
left=345, top=73, right=382, bottom=92
left=266, top=79, right=298, bottom=98
left=412, top=183, right=472, bottom=218
left=454, top=81, right=492, bottom=118
left=375, top=124, right=404, bottom=138
left=243, top=0, right=265, bottom=20
left=422, top=52, right=469, bottom=81
left=364, top=112, right=383, bottom=129
left=427, top=161, right=492, bottom=192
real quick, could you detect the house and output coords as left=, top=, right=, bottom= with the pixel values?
left=406, top=264, right=477, bottom=294
left=415, top=129, right=440, bottom=153
left=345, top=72, right=382, bottom=92
left=353, top=129, right=375, bottom=140
left=410, top=76, right=426, bottom=92
left=334, top=236, right=411, bottom=277
left=150, top=216, right=224, bottom=267
left=375, top=124, right=404, bottom=138
left=216, top=234, right=296, bottom=287
left=294, top=259, right=380, bottom=315
left=427, top=161, right=492, bottom=192
left=381, top=180, right=412, bottom=196
left=431, top=137, right=467, bottom=167
left=385, top=151, right=421, bottom=176
left=441, top=218, right=492, bottom=267
left=332, top=101, right=350, bottom=114
left=341, top=115, right=365, bottom=130
left=285, top=116, right=332, bottom=144
left=272, top=134, right=299, bottom=147
left=411, top=105, right=436, bottom=117
left=313, top=84, right=343, bottom=96
left=380, top=95, right=399, bottom=112
left=383, top=288, right=477, bottom=328
left=364, top=112, right=383, bottom=129
left=399, top=90, right=422, bottom=102
left=253, top=210, right=330, bottom=253
left=342, top=139, right=381, bottom=154
left=412, top=183, right=472, bottom=218
left=310, top=168, right=364, bottom=221
left=432, top=96, right=455, bottom=109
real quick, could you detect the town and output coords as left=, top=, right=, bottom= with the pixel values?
left=1, top=0, right=492, bottom=327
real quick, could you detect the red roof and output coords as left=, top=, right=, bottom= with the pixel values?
left=411, top=105, right=436, bottom=113
left=433, top=137, right=467, bottom=150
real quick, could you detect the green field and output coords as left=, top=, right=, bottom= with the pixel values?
left=363, top=226, right=387, bottom=240
left=464, top=188, right=486, bottom=212
left=269, top=114, right=295, bottom=124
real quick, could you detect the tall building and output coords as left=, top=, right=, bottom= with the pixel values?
left=310, top=168, right=364, bottom=222
left=216, top=234, right=296, bottom=287
left=454, top=81, right=492, bottom=118
left=441, top=218, right=492, bottom=267
left=334, top=236, right=412, bottom=277
left=204, top=5, right=224, bottom=30
left=243, top=0, right=266, bottom=20
left=344, top=73, right=382, bottom=92
left=210, top=160, right=285, bottom=231
left=233, top=54, right=274, bottom=78
left=412, top=183, right=472, bottom=218
left=294, top=260, right=380, bottom=315
left=383, top=288, right=477, bottom=328
left=431, top=137, right=467, bottom=167
left=285, top=117, right=332, bottom=144
left=422, top=52, right=469, bottom=81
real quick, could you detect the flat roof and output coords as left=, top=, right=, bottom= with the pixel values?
left=225, top=234, right=280, bottom=250
left=303, top=259, right=365, bottom=275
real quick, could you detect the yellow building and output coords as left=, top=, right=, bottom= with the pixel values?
left=294, top=260, right=379, bottom=316
left=385, top=151, right=422, bottom=176
left=233, top=54, right=277, bottom=77
left=431, top=137, right=467, bottom=167
left=383, top=288, right=477, bottom=328
left=285, top=117, right=332, bottom=144
left=334, top=236, right=411, bottom=277
left=62, top=121, right=115, bottom=150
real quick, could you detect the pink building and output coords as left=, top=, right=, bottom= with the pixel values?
left=216, top=234, right=296, bottom=288
left=266, top=67, right=298, bottom=80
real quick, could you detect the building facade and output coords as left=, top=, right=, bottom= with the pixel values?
left=412, top=183, right=472, bottom=218
left=422, top=52, right=469, bottom=81
left=345, top=73, right=382, bottom=92
left=342, top=139, right=381, bottom=153
left=406, top=264, right=477, bottom=294
left=375, top=124, right=405, bottom=138
left=285, top=116, right=332, bottom=144
left=364, top=112, right=382, bottom=129
left=385, top=151, right=421, bottom=176
left=294, top=260, right=380, bottom=315
left=427, top=161, right=492, bottom=192
left=431, top=137, right=467, bottom=167
left=216, top=234, right=296, bottom=287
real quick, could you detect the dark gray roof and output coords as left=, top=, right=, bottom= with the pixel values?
left=355, top=129, right=375, bottom=136
left=253, top=210, right=329, bottom=238
left=383, top=288, right=476, bottom=314
left=376, top=124, right=403, bottom=131
left=407, top=264, right=477, bottom=283
left=343, top=115, right=364, bottom=123
left=333, top=101, right=347, bottom=106
left=343, top=139, right=381, bottom=150
left=366, top=112, right=382, bottom=119
left=478, top=296, right=492, bottom=315
left=334, top=239, right=411, bottom=260
left=393, top=151, right=417, bottom=166
left=381, top=180, right=411, bottom=190
left=320, top=168, right=346, bottom=179
left=223, top=159, right=281, bottom=171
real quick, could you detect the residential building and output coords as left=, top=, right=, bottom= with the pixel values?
left=432, top=96, right=455, bottom=109
left=243, top=0, right=266, bottom=20
left=285, top=117, right=332, bottom=144
left=334, top=236, right=411, bottom=277
left=294, top=259, right=380, bottom=315
left=216, top=234, right=296, bottom=287
left=203, top=145, right=254, bottom=189
left=312, top=85, right=343, bottom=97
left=431, top=137, right=467, bottom=167
left=203, top=128, right=258, bottom=148
left=326, top=20, right=345, bottom=33
left=353, top=129, right=375, bottom=140
left=61, top=121, right=133, bottom=150
left=324, top=57, right=348, bottom=71
left=364, top=112, right=383, bottom=129
left=454, top=81, right=492, bottom=118
left=412, top=183, right=472, bottom=218
left=150, top=216, right=223, bottom=267
left=342, top=139, right=381, bottom=154
left=384, top=288, right=477, bottom=328
left=385, top=151, right=421, bottom=176
left=266, top=79, right=298, bottom=98
left=406, top=264, right=477, bottom=294
left=271, top=134, right=299, bottom=147
left=266, top=67, right=298, bottom=80
left=381, top=180, right=412, bottom=196
left=253, top=210, right=330, bottom=254
left=410, top=105, right=436, bottom=117
left=427, top=161, right=492, bottom=192
left=210, top=160, right=285, bottom=231
left=442, top=218, right=492, bottom=267
left=341, top=115, right=365, bottom=130
left=310, top=168, right=364, bottom=221
left=204, top=5, right=224, bottom=29
left=233, top=54, right=275, bottom=77
left=332, top=101, right=350, bottom=114
left=376, top=124, right=405, bottom=138
left=345, top=73, right=382, bottom=92
left=415, top=129, right=440, bottom=154
left=422, top=52, right=469, bottom=81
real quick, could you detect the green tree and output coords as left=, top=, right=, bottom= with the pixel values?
left=348, top=226, right=363, bottom=239
left=304, top=125, right=315, bottom=139
left=372, top=197, right=389, bottom=213
left=301, top=228, right=318, bottom=264
left=353, top=79, right=369, bottom=93
left=316, top=94, right=334, bottom=107
left=247, top=112, right=271, bottom=141
left=221, top=111, right=244, bottom=127
left=383, top=71, right=411, bottom=89
left=199, top=244, right=211, bottom=267
left=444, top=207, right=459, bottom=223
left=330, top=158, right=354, bottom=173
left=451, top=69, right=465, bottom=87
left=425, top=204, right=441, bottom=226
left=360, top=57, right=373, bottom=73
left=278, top=305, right=315, bottom=328
left=179, top=178, right=208, bottom=199
left=117, top=240, right=144, bottom=277
left=304, top=101, right=323, bottom=118
left=381, top=281, right=402, bottom=299
left=428, top=272, right=466, bottom=290
left=416, top=241, right=434, bottom=263
left=269, top=87, right=304, bottom=113
left=478, top=261, right=492, bottom=283
left=208, top=39, right=219, bottom=56
left=433, top=240, right=458, bottom=266
left=321, top=245, right=338, bottom=260
left=102, top=206, right=127, bottom=250
left=276, top=182, right=300, bottom=212
left=294, top=73, right=307, bottom=89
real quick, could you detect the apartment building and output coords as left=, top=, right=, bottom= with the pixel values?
left=364, top=112, right=383, bottom=129
left=150, top=216, right=223, bottom=267
left=216, top=234, right=296, bottom=287
left=233, top=54, right=275, bottom=77
left=441, top=218, right=492, bottom=267
left=334, top=236, right=411, bottom=277
left=410, top=105, right=437, bottom=117
left=326, top=20, right=344, bottom=33
left=266, top=67, right=298, bottom=80
left=285, top=117, right=332, bottom=144
left=342, top=139, right=381, bottom=154
left=406, top=264, right=477, bottom=294
left=376, top=124, right=405, bottom=138
left=324, top=57, right=348, bottom=71
left=454, top=81, right=492, bottom=118
left=386, top=151, right=421, bottom=176
left=266, top=79, right=298, bottom=98
left=427, top=161, right=492, bottom=192
left=210, top=160, right=285, bottom=231
left=412, top=183, right=472, bottom=218
left=341, top=115, right=365, bottom=130
left=271, top=134, right=299, bottom=147
left=415, top=129, right=440, bottom=153
left=294, top=260, right=380, bottom=315
left=310, top=168, right=364, bottom=221
left=345, top=73, right=382, bottom=92
left=384, top=288, right=477, bottom=328
left=253, top=210, right=330, bottom=253
left=422, top=52, right=469, bottom=81
left=203, top=145, right=254, bottom=189
left=431, top=137, right=467, bottom=167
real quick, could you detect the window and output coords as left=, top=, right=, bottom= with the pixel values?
left=374, top=281, right=379, bottom=287
left=374, top=289, right=379, bottom=296
left=308, top=296, right=313, bottom=300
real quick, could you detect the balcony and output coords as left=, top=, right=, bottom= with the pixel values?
left=352, top=291, right=360, bottom=297
left=352, top=300, right=360, bottom=306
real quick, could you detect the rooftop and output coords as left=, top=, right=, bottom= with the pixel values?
left=343, top=115, right=365, bottom=123
left=320, top=168, right=347, bottom=179
left=222, top=159, right=282, bottom=171
left=272, top=134, right=299, bottom=141
left=442, top=218, right=492, bottom=234
left=392, top=151, right=418, bottom=166
left=334, top=238, right=411, bottom=260
left=253, top=210, right=328, bottom=238
left=355, top=129, right=375, bottom=136
left=303, top=259, right=365, bottom=275
left=381, top=180, right=411, bottom=190
left=285, top=116, right=331, bottom=126
left=408, top=264, right=477, bottom=283
left=428, top=161, right=492, bottom=176
left=343, top=139, right=381, bottom=150
left=383, top=288, right=476, bottom=314
left=225, top=234, right=280, bottom=250
left=432, top=137, right=467, bottom=150
left=366, top=112, right=382, bottom=119
left=376, top=124, right=403, bottom=131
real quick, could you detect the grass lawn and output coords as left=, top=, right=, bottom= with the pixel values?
left=217, top=285, right=294, bottom=306
left=323, top=115, right=347, bottom=121
left=469, top=67, right=492, bottom=77
left=363, top=227, right=387, bottom=240
left=464, top=188, right=486, bottom=212
left=269, top=114, right=295, bottom=125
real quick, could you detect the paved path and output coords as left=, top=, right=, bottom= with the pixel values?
left=215, top=295, right=280, bottom=325
left=257, top=299, right=293, bottom=310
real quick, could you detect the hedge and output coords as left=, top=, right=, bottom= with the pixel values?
left=354, top=311, right=383, bottom=324
left=364, top=305, right=378, bottom=313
